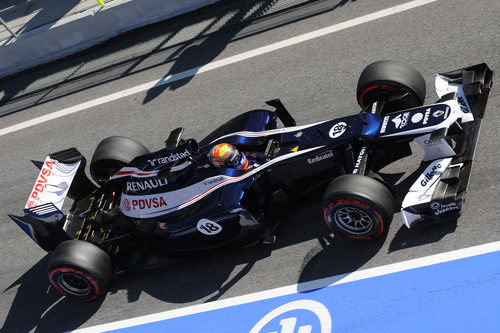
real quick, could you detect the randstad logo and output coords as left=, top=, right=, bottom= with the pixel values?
left=148, top=149, right=191, bottom=166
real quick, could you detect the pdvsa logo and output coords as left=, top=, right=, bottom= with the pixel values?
left=250, top=300, right=332, bottom=333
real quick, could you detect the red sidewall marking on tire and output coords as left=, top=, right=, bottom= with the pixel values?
left=372, top=209, right=384, bottom=238
left=380, top=84, right=399, bottom=91
left=359, top=85, right=379, bottom=107
left=49, top=267, right=100, bottom=301
left=323, top=199, right=385, bottom=239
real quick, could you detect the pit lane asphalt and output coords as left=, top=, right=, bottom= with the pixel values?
left=1, top=0, right=499, bottom=331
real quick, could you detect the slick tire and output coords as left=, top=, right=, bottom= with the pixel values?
left=48, top=240, right=112, bottom=301
left=357, top=60, right=426, bottom=113
left=90, top=136, right=150, bottom=184
left=322, top=175, right=396, bottom=240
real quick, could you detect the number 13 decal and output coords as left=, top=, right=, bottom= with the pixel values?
left=197, top=219, right=222, bottom=235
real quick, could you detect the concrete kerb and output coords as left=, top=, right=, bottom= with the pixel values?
left=0, top=0, right=220, bottom=79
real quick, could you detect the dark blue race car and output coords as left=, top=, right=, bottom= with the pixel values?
left=8, top=61, right=493, bottom=301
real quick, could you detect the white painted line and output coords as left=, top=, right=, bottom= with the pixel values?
left=0, top=0, right=438, bottom=138
left=74, top=240, right=500, bottom=333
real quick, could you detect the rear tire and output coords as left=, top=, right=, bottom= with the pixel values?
left=321, top=175, right=395, bottom=240
left=357, top=60, right=426, bottom=113
left=48, top=240, right=112, bottom=301
left=90, top=136, right=150, bottom=184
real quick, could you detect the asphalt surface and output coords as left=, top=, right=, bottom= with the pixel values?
left=0, top=0, right=499, bottom=331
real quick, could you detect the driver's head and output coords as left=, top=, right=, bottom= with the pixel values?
left=208, top=143, right=248, bottom=170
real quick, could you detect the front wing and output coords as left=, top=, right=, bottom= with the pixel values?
left=399, top=63, right=493, bottom=227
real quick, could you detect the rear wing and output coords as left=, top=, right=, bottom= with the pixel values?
left=25, top=154, right=81, bottom=210
left=8, top=148, right=96, bottom=251
left=399, top=63, right=493, bottom=227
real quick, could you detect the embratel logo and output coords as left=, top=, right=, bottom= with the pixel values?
left=329, top=122, right=347, bottom=138
left=250, top=300, right=332, bottom=333
left=307, top=150, right=334, bottom=164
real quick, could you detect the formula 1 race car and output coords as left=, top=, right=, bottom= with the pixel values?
left=8, top=61, right=493, bottom=301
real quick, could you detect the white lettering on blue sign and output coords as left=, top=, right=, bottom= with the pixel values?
left=250, top=300, right=332, bottom=333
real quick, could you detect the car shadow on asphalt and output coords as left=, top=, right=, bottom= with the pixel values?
left=109, top=247, right=267, bottom=305
left=388, top=218, right=458, bottom=253
left=0, top=255, right=104, bottom=333
left=381, top=163, right=459, bottom=252
left=297, top=233, right=387, bottom=288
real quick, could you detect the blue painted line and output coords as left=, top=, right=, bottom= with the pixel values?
left=104, top=250, right=500, bottom=332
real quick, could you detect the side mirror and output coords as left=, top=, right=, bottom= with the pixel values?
left=165, top=127, right=185, bottom=148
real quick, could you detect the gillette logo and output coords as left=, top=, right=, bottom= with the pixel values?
left=420, top=163, right=442, bottom=186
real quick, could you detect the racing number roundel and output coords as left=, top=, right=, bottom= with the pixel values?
left=329, top=122, right=347, bottom=138
left=197, top=219, right=222, bottom=235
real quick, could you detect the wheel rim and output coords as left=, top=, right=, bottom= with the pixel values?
left=57, top=272, right=92, bottom=297
left=333, top=206, right=374, bottom=235
left=98, top=167, right=119, bottom=183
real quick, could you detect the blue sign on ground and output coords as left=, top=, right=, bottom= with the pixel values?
left=105, top=250, right=499, bottom=332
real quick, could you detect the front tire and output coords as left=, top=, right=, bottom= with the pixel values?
left=321, top=175, right=395, bottom=240
left=48, top=240, right=112, bottom=301
left=356, top=60, right=426, bottom=113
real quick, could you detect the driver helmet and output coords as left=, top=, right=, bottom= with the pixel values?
left=208, top=143, right=248, bottom=170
